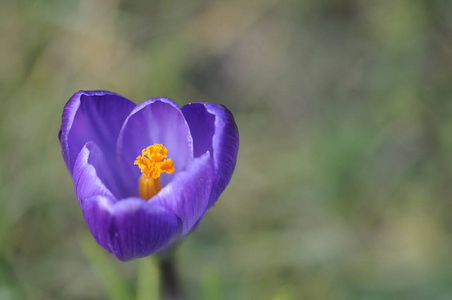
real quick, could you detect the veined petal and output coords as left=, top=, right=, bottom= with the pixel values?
left=73, top=142, right=116, bottom=203
left=82, top=196, right=181, bottom=261
left=182, top=103, right=239, bottom=207
left=117, top=98, right=193, bottom=196
left=73, top=142, right=129, bottom=201
left=152, top=152, right=213, bottom=236
left=59, top=90, right=135, bottom=173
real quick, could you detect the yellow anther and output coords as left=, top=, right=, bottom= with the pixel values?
left=134, top=144, right=175, bottom=180
left=134, top=144, right=175, bottom=200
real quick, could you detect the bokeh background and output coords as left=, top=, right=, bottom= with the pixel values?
left=1, top=0, right=452, bottom=299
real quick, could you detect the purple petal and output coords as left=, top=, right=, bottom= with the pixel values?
left=59, top=90, right=135, bottom=173
left=117, top=98, right=193, bottom=196
left=82, top=196, right=181, bottom=261
left=182, top=103, right=239, bottom=207
left=73, top=142, right=130, bottom=201
left=73, top=142, right=116, bottom=203
left=152, top=152, right=213, bottom=235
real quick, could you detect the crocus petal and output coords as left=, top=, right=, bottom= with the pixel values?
left=73, top=142, right=115, bottom=203
left=182, top=103, right=239, bottom=207
left=73, top=142, right=128, bottom=201
left=82, top=196, right=181, bottom=261
left=152, top=152, right=213, bottom=235
left=117, top=98, right=193, bottom=196
left=59, top=90, right=135, bottom=173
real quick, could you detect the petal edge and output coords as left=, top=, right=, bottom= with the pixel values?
left=59, top=90, right=135, bottom=173
left=82, top=196, right=182, bottom=261
left=182, top=103, right=239, bottom=207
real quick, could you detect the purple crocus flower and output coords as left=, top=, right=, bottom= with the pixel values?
left=59, top=90, right=239, bottom=261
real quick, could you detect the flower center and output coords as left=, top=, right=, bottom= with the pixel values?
left=134, top=144, right=175, bottom=200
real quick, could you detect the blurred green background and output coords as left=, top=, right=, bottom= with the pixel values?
left=1, top=0, right=452, bottom=299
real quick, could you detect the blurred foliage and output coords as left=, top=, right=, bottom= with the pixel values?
left=1, top=0, right=452, bottom=299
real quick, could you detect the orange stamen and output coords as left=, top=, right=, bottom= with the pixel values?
left=134, top=144, right=174, bottom=200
